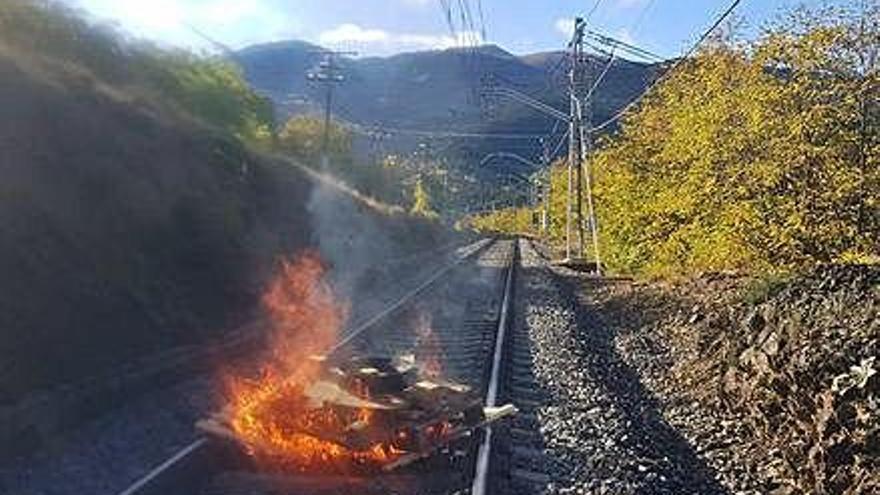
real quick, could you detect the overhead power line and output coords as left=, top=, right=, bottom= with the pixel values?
left=378, top=128, right=546, bottom=140
left=584, top=29, right=664, bottom=62
left=583, top=0, right=658, bottom=103
left=544, top=2, right=656, bottom=95
left=589, top=0, right=744, bottom=133
left=476, top=0, right=487, bottom=41
left=484, top=85, right=570, bottom=122
left=550, top=129, right=569, bottom=158
left=185, top=23, right=236, bottom=56
left=586, top=0, right=605, bottom=22
left=439, top=0, right=457, bottom=38
left=438, top=0, right=490, bottom=105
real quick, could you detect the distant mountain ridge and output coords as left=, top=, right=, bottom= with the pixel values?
left=233, top=41, right=659, bottom=160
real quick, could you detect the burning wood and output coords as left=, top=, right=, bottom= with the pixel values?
left=199, top=355, right=517, bottom=473
left=202, top=251, right=515, bottom=474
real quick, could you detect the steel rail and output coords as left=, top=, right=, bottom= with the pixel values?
left=471, top=240, right=518, bottom=495
left=115, top=438, right=208, bottom=495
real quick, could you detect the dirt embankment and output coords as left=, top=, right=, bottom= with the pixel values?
left=583, top=266, right=879, bottom=494
left=0, top=46, right=455, bottom=407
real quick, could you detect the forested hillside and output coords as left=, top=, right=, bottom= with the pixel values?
left=473, top=4, right=879, bottom=278
left=233, top=39, right=656, bottom=164
left=234, top=41, right=653, bottom=132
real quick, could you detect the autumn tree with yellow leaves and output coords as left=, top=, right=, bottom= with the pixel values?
left=558, top=3, right=878, bottom=277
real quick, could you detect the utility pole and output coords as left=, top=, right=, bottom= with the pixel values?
left=565, top=17, right=602, bottom=275
left=566, top=17, right=587, bottom=261
left=582, top=88, right=603, bottom=276
left=306, top=51, right=356, bottom=168
left=541, top=138, right=551, bottom=235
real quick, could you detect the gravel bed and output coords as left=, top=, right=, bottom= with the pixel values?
left=513, top=240, right=731, bottom=494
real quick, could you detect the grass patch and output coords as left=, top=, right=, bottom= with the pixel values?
left=740, top=272, right=793, bottom=305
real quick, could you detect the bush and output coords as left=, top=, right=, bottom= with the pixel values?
left=467, top=207, right=535, bottom=235
left=574, top=3, right=878, bottom=277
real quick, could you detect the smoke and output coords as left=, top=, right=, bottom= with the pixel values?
left=306, top=171, right=395, bottom=302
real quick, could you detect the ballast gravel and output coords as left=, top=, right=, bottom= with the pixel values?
left=510, top=240, right=732, bottom=494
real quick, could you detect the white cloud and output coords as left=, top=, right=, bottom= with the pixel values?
left=555, top=18, right=575, bottom=38
left=71, top=0, right=481, bottom=55
left=196, top=0, right=264, bottom=25
left=319, top=24, right=388, bottom=44
left=318, top=23, right=484, bottom=53
left=405, top=30, right=484, bottom=49
left=70, top=0, right=300, bottom=50
left=75, top=0, right=186, bottom=31
left=397, top=33, right=454, bottom=48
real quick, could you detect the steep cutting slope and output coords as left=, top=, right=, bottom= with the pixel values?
left=0, top=44, right=453, bottom=405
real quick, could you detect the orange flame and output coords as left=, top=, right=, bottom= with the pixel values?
left=223, top=251, right=401, bottom=471
left=260, top=251, right=345, bottom=378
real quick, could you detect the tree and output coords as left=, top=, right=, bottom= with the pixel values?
left=410, top=178, right=438, bottom=218
left=541, top=3, right=878, bottom=277
left=277, top=116, right=352, bottom=159
left=466, top=207, right=535, bottom=235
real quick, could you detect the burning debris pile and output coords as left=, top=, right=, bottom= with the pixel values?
left=199, top=251, right=515, bottom=473
left=199, top=355, right=516, bottom=472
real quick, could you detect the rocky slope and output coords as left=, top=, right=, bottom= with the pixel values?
left=589, top=265, right=879, bottom=494
left=517, top=238, right=877, bottom=494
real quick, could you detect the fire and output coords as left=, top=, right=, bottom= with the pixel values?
left=223, top=251, right=402, bottom=471
left=260, top=252, right=344, bottom=377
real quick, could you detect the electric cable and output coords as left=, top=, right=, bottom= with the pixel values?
left=589, top=0, right=744, bottom=133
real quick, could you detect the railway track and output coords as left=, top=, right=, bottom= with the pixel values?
left=489, top=238, right=554, bottom=494
left=115, top=238, right=562, bottom=495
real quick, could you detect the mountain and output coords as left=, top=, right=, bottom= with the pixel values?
left=233, top=42, right=659, bottom=160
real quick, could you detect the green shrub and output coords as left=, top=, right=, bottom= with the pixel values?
left=741, top=273, right=793, bottom=305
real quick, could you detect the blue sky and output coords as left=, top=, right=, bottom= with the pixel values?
left=65, top=0, right=839, bottom=58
